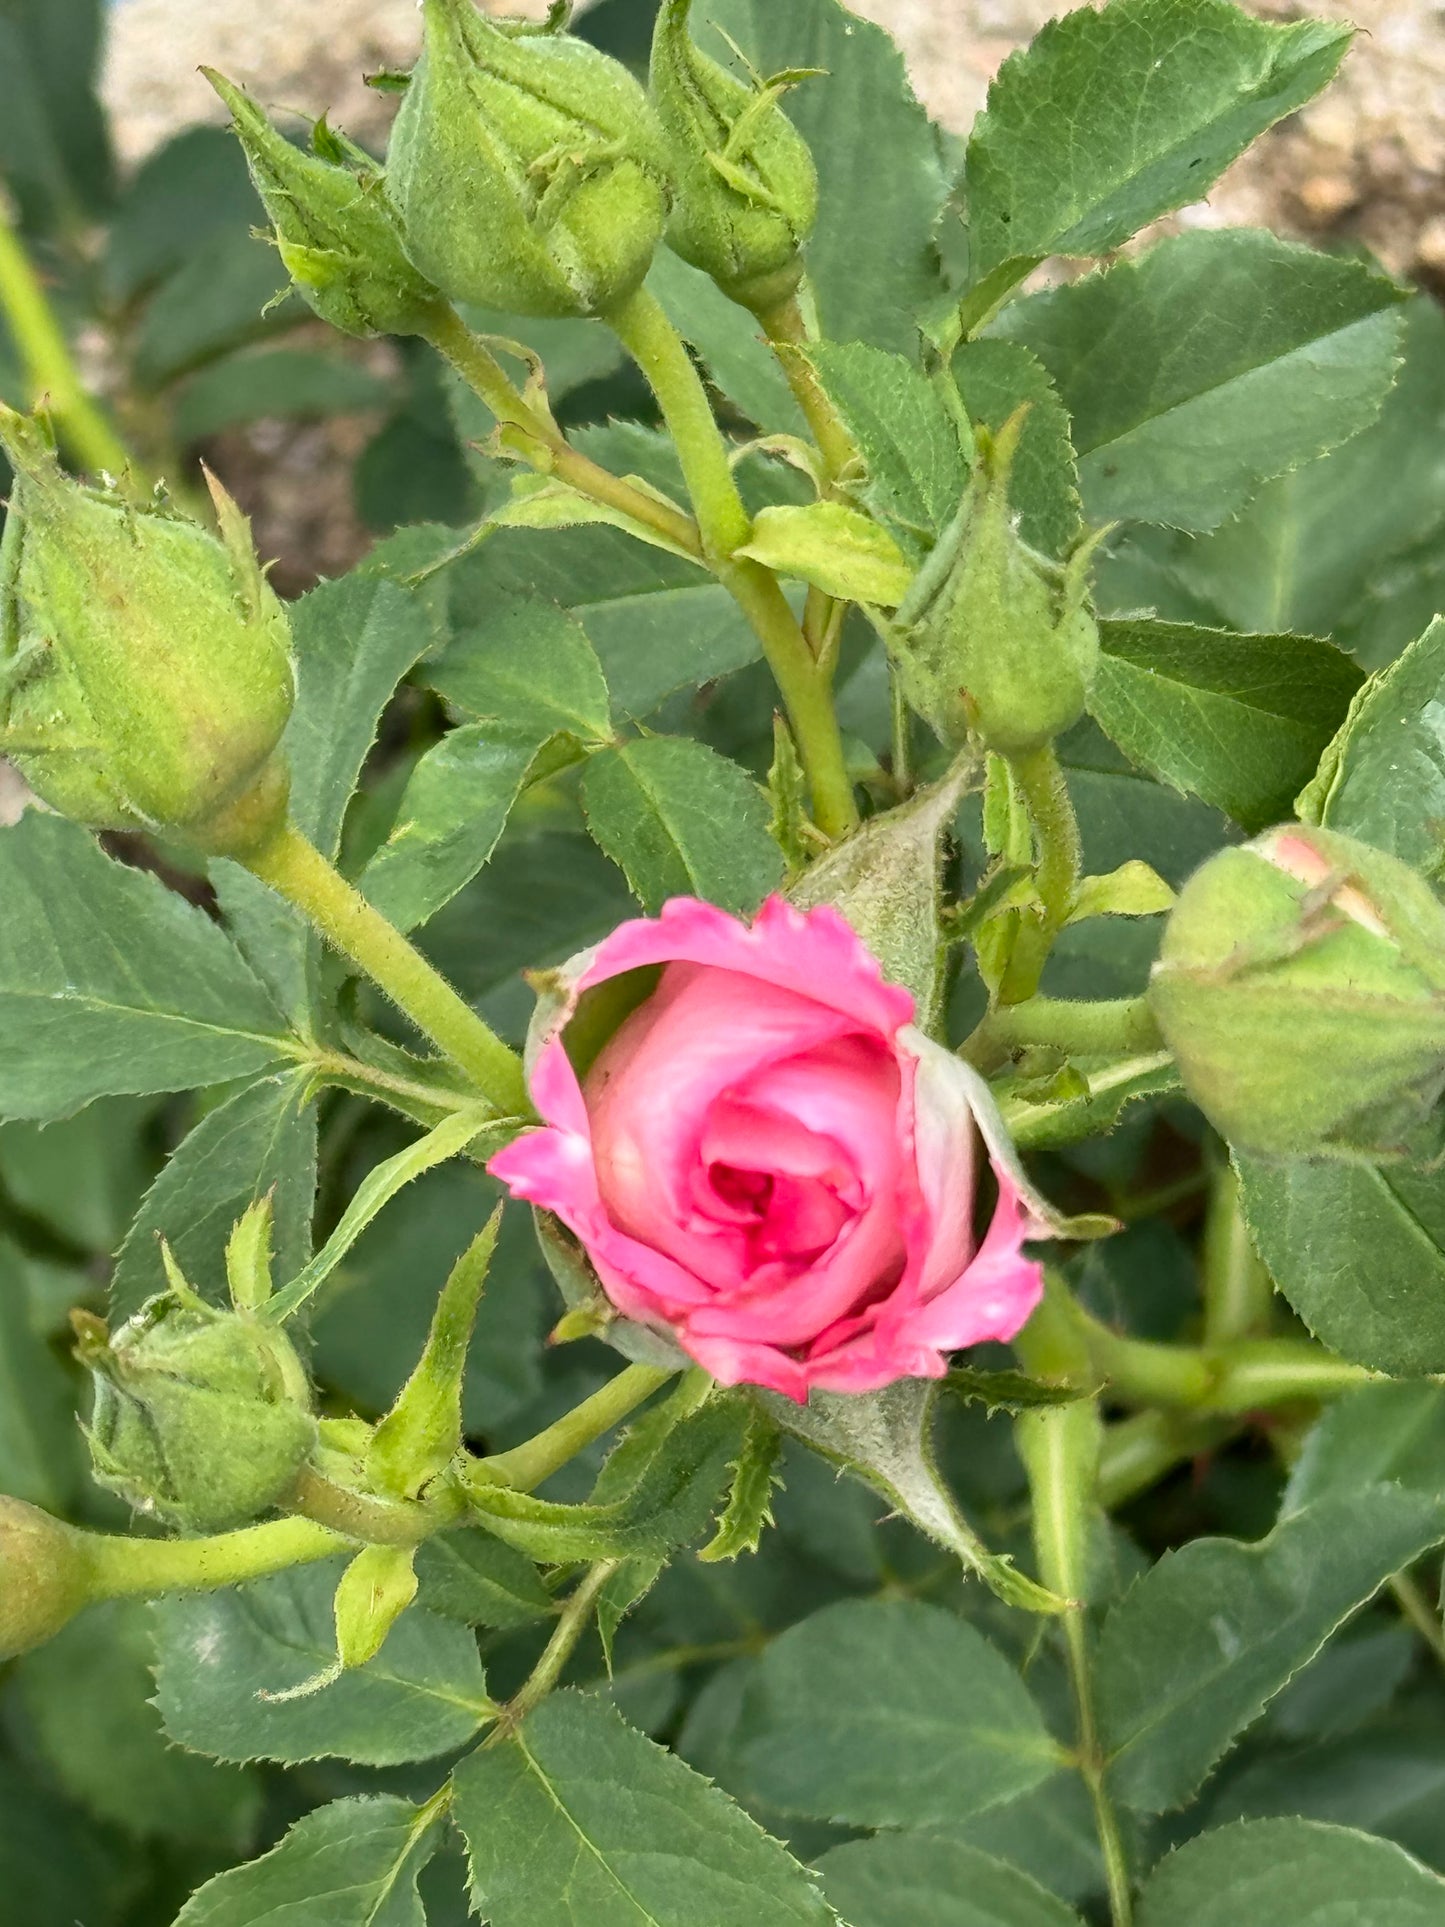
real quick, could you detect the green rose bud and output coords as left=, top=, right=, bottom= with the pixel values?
left=205, top=70, right=443, bottom=340
left=649, top=0, right=818, bottom=313
left=0, top=409, right=295, bottom=852
left=75, top=1263, right=316, bottom=1535
left=0, top=1499, right=95, bottom=1660
left=387, top=0, right=671, bottom=319
left=1150, top=824, right=1445, bottom=1159
left=892, top=413, right=1101, bottom=756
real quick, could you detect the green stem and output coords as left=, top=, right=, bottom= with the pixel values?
left=244, top=819, right=526, bottom=1114
left=422, top=302, right=704, bottom=560
left=1015, top=1304, right=1133, bottom=1926
left=284, top=1463, right=465, bottom=1546
left=307, top=1048, right=476, bottom=1124
left=1064, top=1290, right=1375, bottom=1415
left=1000, top=745, right=1083, bottom=1004
left=500, top=1559, right=620, bottom=1730
left=0, top=199, right=136, bottom=480
left=1096, top=1410, right=1239, bottom=1512
left=467, top=1363, right=674, bottom=1494
left=752, top=288, right=857, bottom=483
left=430, top=296, right=858, bottom=839
left=722, top=557, right=860, bottom=839
left=980, top=995, right=1163, bottom=1060
left=1202, top=1162, right=1274, bottom=1344
left=81, top=1514, right=349, bottom=1602
left=606, top=284, right=752, bottom=559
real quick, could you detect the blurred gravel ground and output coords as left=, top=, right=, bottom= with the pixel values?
left=93, top=0, right=1445, bottom=593
left=102, top=0, right=1445, bottom=280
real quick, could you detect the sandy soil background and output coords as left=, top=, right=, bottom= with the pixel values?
left=101, top=0, right=1445, bottom=281
left=87, top=0, right=1445, bottom=600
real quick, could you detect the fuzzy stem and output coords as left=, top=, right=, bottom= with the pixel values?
left=1000, top=745, right=1083, bottom=1004
left=980, top=995, right=1163, bottom=1060
left=1202, top=1162, right=1275, bottom=1344
left=501, top=1559, right=621, bottom=1730
left=81, top=1514, right=349, bottom=1602
left=466, top=1364, right=675, bottom=1495
left=606, top=284, right=753, bottom=559
left=423, top=301, right=705, bottom=559
left=1058, top=1288, right=1376, bottom=1415
left=752, top=288, right=857, bottom=483
left=722, top=556, right=860, bottom=838
left=1015, top=1301, right=1133, bottom=1926
left=604, top=287, right=858, bottom=836
left=0, top=199, right=136, bottom=480
left=244, top=819, right=526, bottom=1114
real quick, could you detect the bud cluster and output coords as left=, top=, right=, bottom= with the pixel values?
left=209, top=0, right=820, bottom=327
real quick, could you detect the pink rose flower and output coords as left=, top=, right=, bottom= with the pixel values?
left=489, top=896, right=1055, bottom=1401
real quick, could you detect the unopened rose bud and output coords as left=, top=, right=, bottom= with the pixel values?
left=893, top=413, right=1100, bottom=756
left=0, top=1500, right=95, bottom=1660
left=206, top=70, right=443, bottom=340
left=1150, top=824, right=1445, bottom=1158
left=387, top=0, right=671, bottom=318
left=490, top=894, right=1066, bottom=1401
left=75, top=1260, right=316, bottom=1534
left=649, top=0, right=818, bottom=313
left=0, top=409, right=294, bottom=853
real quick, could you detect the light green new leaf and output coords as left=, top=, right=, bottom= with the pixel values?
left=153, top=1562, right=492, bottom=1766
left=1236, top=1155, right=1445, bottom=1376
left=0, top=811, right=295, bottom=1123
left=358, top=728, right=542, bottom=935
left=734, top=1598, right=1061, bottom=1827
left=583, top=736, right=784, bottom=916
left=266, top=1106, right=501, bottom=1324
left=1137, top=1819, right=1445, bottom=1923
left=739, top=501, right=915, bottom=606
left=15, top=1602, right=259, bottom=1851
left=110, top=1071, right=317, bottom=1319
left=1300, top=615, right=1445, bottom=873
left=965, top=0, right=1351, bottom=279
left=454, top=1688, right=835, bottom=1926
left=996, top=231, right=1406, bottom=531
left=1096, top=1486, right=1445, bottom=1812
left=817, top=1834, right=1084, bottom=1927
left=173, top=1795, right=441, bottom=1927
left=953, top=337, right=1083, bottom=558
left=698, top=0, right=949, bottom=357
left=1089, top=618, right=1364, bottom=832
left=806, top=340, right=967, bottom=544
left=429, top=592, right=612, bottom=746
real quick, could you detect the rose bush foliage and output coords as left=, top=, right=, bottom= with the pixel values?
left=2, top=1, right=1445, bottom=1924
